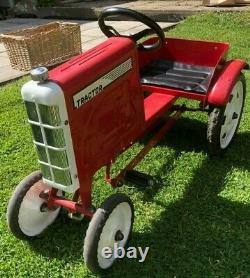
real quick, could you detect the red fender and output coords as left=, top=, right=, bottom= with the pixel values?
left=207, top=59, right=249, bottom=107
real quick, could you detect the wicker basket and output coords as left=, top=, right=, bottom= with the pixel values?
left=1, top=22, right=82, bottom=71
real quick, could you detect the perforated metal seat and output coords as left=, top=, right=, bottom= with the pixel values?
left=140, top=60, right=214, bottom=94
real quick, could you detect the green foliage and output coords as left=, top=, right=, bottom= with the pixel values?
left=0, top=12, right=250, bottom=278
left=168, top=12, right=250, bottom=64
left=37, top=0, right=56, bottom=7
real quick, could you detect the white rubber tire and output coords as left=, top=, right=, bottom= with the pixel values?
left=207, top=74, right=246, bottom=155
left=7, top=171, right=62, bottom=239
left=83, top=193, right=134, bottom=273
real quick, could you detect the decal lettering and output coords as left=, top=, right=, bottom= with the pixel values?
left=76, top=85, right=103, bottom=108
left=73, top=58, right=132, bottom=109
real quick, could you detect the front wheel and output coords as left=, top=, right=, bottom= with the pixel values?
left=83, top=193, right=134, bottom=273
left=7, top=171, right=62, bottom=240
left=207, top=74, right=246, bottom=155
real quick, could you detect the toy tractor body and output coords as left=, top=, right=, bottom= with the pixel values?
left=7, top=7, right=248, bottom=273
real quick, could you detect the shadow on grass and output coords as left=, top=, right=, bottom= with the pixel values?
left=29, top=118, right=250, bottom=277
left=28, top=215, right=89, bottom=262
left=108, top=131, right=250, bottom=277
left=133, top=117, right=209, bottom=202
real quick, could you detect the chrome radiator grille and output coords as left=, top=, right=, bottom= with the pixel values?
left=25, top=101, right=72, bottom=186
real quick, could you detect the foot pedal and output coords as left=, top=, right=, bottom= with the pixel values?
left=68, top=212, right=84, bottom=221
left=124, top=170, right=155, bottom=187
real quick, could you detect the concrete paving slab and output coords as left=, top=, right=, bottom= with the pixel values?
left=0, top=56, right=11, bottom=66
left=37, top=0, right=250, bottom=21
left=81, top=28, right=104, bottom=38
left=0, top=18, right=56, bottom=34
left=0, top=44, right=6, bottom=53
left=0, top=18, right=177, bottom=84
left=0, top=18, right=92, bottom=35
left=0, top=65, right=28, bottom=84
left=81, top=38, right=108, bottom=51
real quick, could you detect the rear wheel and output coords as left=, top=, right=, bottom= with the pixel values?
left=7, top=171, right=62, bottom=240
left=207, top=74, right=246, bottom=155
left=83, top=193, right=134, bottom=273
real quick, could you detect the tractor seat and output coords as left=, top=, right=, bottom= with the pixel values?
left=140, top=60, right=214, bottom=94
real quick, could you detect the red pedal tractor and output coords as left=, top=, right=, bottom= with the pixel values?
left=7, top=8, right=248, bottom=273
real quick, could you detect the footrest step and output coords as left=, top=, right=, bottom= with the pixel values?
left=124, top=170, right=155, bottom=187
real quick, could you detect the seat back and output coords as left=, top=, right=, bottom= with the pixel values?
left=138, top=37, right=229, bottom=69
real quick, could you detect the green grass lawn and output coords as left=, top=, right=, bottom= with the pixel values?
left=1, top=12, right=250, bottom=278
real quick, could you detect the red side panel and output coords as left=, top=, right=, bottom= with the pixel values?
left=49, top=37, right=136, bottom=95
left=207, top=59, right=248, bottom=106
left=144, top=93, right=177, bottom=127
left=138, top=37, right=229, bottom=69
left=141, top=84, right=206, bottom=102
left=49, top=37, right=145, bottom=176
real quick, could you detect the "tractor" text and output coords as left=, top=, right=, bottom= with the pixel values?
left=75, top=84, right=103, bottom=108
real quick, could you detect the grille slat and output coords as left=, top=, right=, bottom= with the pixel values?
left=25, top=100, right=72, bottom=187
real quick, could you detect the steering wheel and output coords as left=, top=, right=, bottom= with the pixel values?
left=98, top=7, right=165, bottom=51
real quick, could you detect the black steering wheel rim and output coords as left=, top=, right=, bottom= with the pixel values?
left=98, top=7, right=165, bottom=51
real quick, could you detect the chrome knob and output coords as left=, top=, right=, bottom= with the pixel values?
left=30, top=67, right=48, bottom=82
